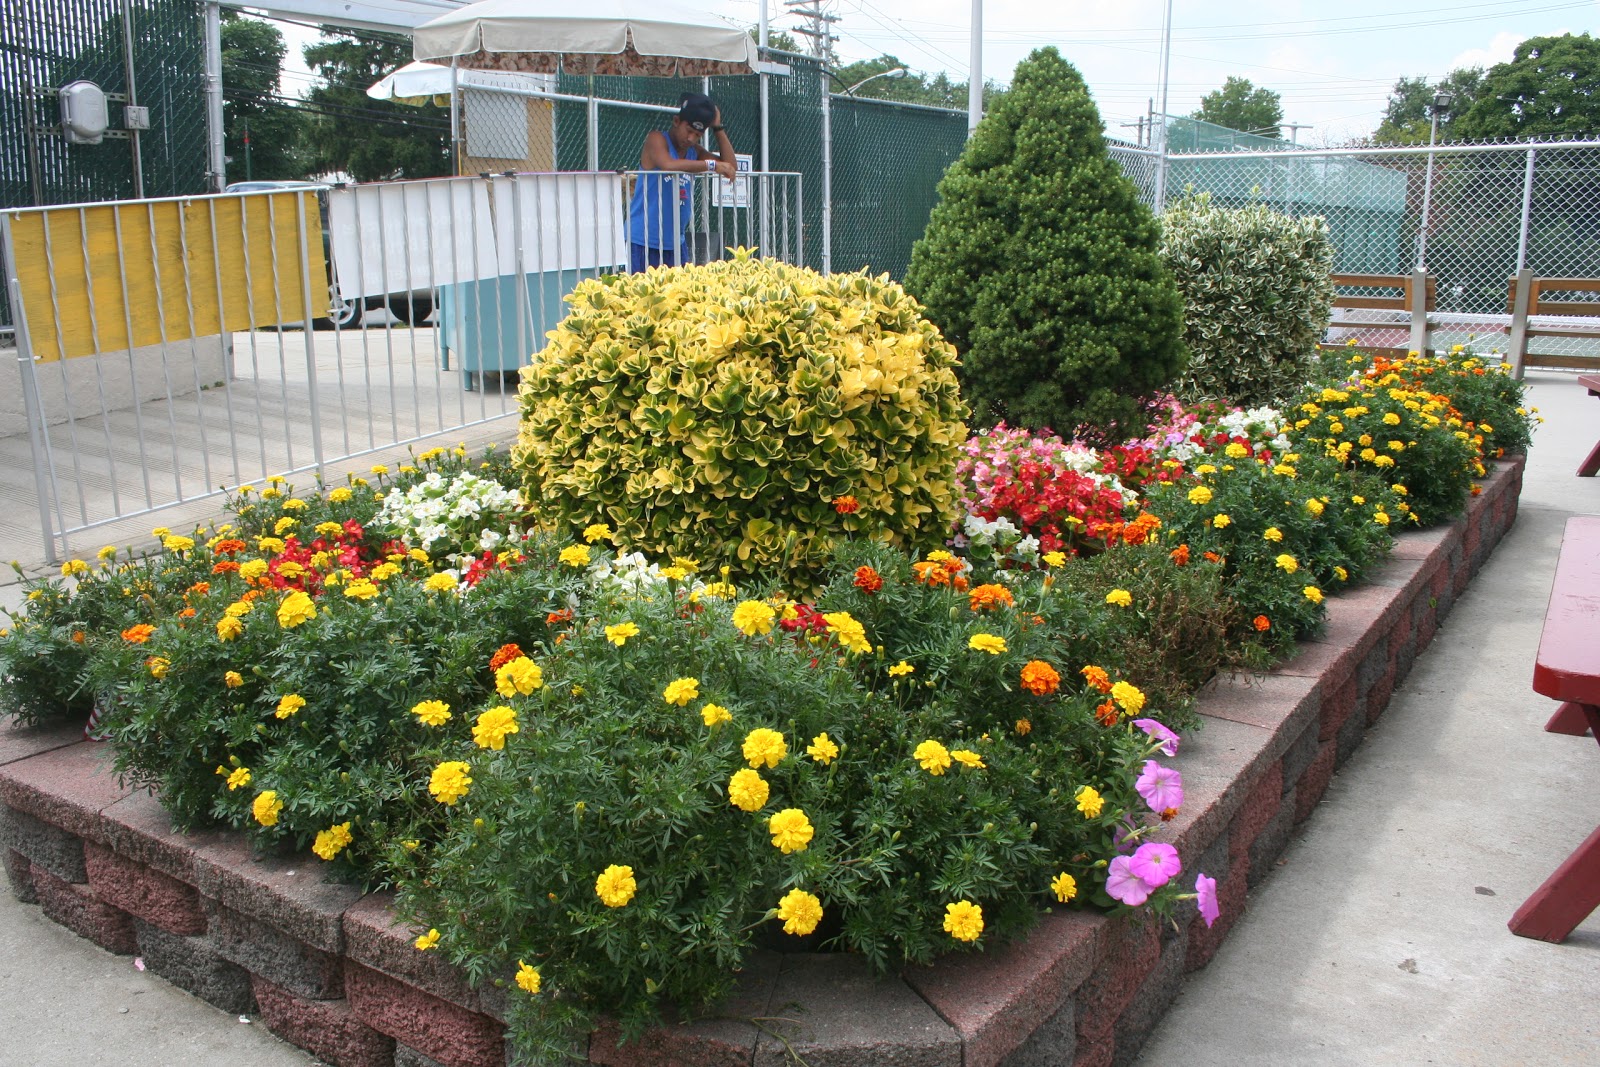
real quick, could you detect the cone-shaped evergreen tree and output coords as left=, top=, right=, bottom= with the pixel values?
left=905, top=48, right=1187, bottom=439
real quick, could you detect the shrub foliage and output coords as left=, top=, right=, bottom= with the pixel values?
left=904, top=47, right=1187, bottom=440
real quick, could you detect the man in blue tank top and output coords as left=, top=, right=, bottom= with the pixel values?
left=627, top=92, right=737, bottom=273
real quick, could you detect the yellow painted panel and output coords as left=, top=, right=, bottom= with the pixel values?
left=9, top=192, right=329, bottom=361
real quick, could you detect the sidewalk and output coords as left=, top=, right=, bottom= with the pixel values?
left=0, top=373, right=1596, bottom=1066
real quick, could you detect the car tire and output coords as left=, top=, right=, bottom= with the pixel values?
left=388, top=294, right=434, bottom=326
left=314, top=292, right=364, bottom=331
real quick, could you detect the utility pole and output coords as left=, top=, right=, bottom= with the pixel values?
left=786, top=0, right=839, bottom=66
left=1282, top=121, right=1313, bottom=145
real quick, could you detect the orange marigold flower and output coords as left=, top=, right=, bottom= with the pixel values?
left=1020, top=660, right=1061, bottom=696
left=832, top=495, right=860, bottom=514
left=212, top=560, right=241, bottom=575
left=177, top=607, right=196, bottom=619
left=545, top=609, right=574, bottom=626
left=121, top=624, right=155, bottom=644
left=942, top=557, right=966, bottom=576
left=1123, top=512, right=1162, bottom=546
left=968, top=583, right=1015, bottom=612
left=71, top=631, right=86, bottom=644
left=1160, top=807, right=1180, bottom=821
left=1253, top=615, right=1271, bottom=632
left=912, top=561, right=950, bottom=587
left=213, top=539, right=247, bottom=556
left=1169, top=544, right=1190, bottom=566
left=187, top=581, right=211, bottom=596
left=1015, top=718, right=1032, bottom=736
left=1095, top=699, right=1120, bottom=726
left=853, top=566, right=884, bottom=594
left=1080, top=665, right=1113, bottom=694
left=489, top=643, right=526, bottom=672
left=952, top=575, right=969, bottom=592
left=239, top=589, right=264, bottom=602
left=1203, top=551, right=1223, bottom=564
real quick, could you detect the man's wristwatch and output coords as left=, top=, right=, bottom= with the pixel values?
left=711, top=125, right=725, bottom=132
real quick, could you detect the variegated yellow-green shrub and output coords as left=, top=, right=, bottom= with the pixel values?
left=513, top=252, right=968, bottom=591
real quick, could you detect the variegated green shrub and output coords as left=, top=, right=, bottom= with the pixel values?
left=1160, top=193, right=1335, bottom=407
left=513, top=253, right=968, bottom=591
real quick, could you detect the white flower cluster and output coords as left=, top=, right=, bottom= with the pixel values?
left=586, top=551, right=708, bottom=597
left=376, top=472, right=523, bottom=562
left=960, top=514, right=1042, bottom=567
left=1215, top=406, right=1293, bottom=453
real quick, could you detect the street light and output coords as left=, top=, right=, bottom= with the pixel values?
left=836, top=67, right=908, bottom=96
left=1416, top=88, right=1455, bottom=270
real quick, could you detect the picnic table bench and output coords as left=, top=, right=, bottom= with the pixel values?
left=1509, top=515, right=1600, bottom=942
left=1579, top=375, right=1600, bottom=478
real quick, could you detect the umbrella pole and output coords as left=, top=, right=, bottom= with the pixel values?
left=450, top=56, right=461, bottom=175
left=587, top=76, right=599, bottom=171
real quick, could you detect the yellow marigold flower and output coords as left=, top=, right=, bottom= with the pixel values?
left=701, top=702, right=732, bottom=727
left=582, top=523, right=612, bottom=543
left=97, top=545, right=119, bottom=562
left=731, top=600, right=776, bottom=636
left=944, top=900, right=984, bottom=942
left=152, top=526, right=172, bottom=537
left=1043, top=551, right=1067, bottom=567
left=276, top=693, right=306, bottom=719
left=1360, top=447, right=1377, bottom=462
left=61, top=559, right=90, bottom=577
left=1304, top=586, right=1324, bottom=604
left=257, top=536, right=285, bottom=554
left=424, top=572, right=458, bottom=592
left=658, top=565, right=689, bottom=581
left=343, top=579, right=379, bottom=601
left=952, top=749, right=985, bottom=770
left=1306, top=499, right=1325, bottom=517
left=370, top=563, right=400, bottom=581
left=1374, top=511, right=1391, bottom=526
left=743, top=727, right=787, bottom=769
left=1187, top=486, right=1213, bottom=505
left=1075, top=785, right=1104, bottom=818
left=807, top=732, right=840, bottom=765
left=887, top=661, right=915, bottom=677
left=1373, top=455, right=1396, bottom=468
left=1274, top=554, right=1299, bottom=574
left=410, top=699, right=451, bottom=727
left=224, top=599, right=253, bottom=619
left=662, top=676, right=700, bottom=707
left=252, top=790, right=283, bottom=826
left=1224, top=442, right=1248, bottom=459
left=428, top=761, right=472, bottom=805
left=224, top=766, right=251, bottom=791
left=163, top=535, right=196, bottom=553
left=1273, top=464, right=1297, bottom=478
left=915, top=739, right=953, bottom=775
left=217, top=615, right=244, bottom=642
left=969, top=633, right=1008, bottom=654
left=1334, top=566, right=1349, bottom=582
left=698, top=582, right=737, bottom=600
left=604, top=621, right=640, bottom=646
left=1212, top=513, right=1232, bottom=529
left=1351, top=495, right=1366, bottom=505
left=312, top=822, right=353, bottom=861
left=274, top=517, right=299, bottom=536
left=409, top=548, right=429, bottom=563
left=1051, top=872, right=1078, bottom=903
left=414, top=929, right=441, bottom=951
left=277, top=591, right=316, bottom=629
left=515, top=961, right=541, bottom=995
left=224, top=670, right=244, bottom=688
left=1195, top=464, right=1217, bottom=475
left=1104, top=589, right=1133, bottom=608
left=776, top=888, right=824, bottom=936
left=472, top=705, right=519, bottom=750
left=728, top=768, right=770, bottom=812
left=595, top=864, right=637, bottom=907
left=768, top=808, right=814, bottom=854
left=1263, top=527, right=1283, bottom=542
left=1383, top=412, right=1402, bottom=425
left=926, top=550, right=954, bottom=563
left=558, top=545, right=591, bottom=568
left=277, top=561, right=306, bottom=581
left=328, top=487, right=353, bottom=503
left=495, top=657, right=543, bottom=696
left=260, top=488, right=281, bottom=500
left=1111, top=680, right=1145, bottom=715
left=822, top=611, right=872, bottom=654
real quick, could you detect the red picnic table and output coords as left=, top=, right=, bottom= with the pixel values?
left=1580, top=375, right=1600, bottom=478
left=1509, top=515, right=1600, bottom=942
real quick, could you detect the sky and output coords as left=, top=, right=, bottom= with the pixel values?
left=263, top=0, right=1599, bottom=145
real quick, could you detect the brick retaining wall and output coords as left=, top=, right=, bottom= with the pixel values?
left=0, top=456, right=1525, bottom=1067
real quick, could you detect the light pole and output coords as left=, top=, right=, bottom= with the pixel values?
left=1151, top=0, right=1174, bottom=213
left=1415, top=88, right=1454, bottom=271
left=841, top=68, right=908, bottom=96
left=968, top=0, right=982, bottom=135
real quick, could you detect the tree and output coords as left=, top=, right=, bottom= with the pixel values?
left=301, top=30, right=449, bottom=182
left=1452, top=33, right=1600, bottom=141
left=1192, top=77, right=1283, bottom=138
left=220, top=13, right=308, bottom=181
left=1371, top=69, right=1483, bottom=144
left=904, top=47, right=1187, bottom=440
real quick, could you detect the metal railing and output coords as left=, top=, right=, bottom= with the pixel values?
left=0, top=169, right=803, bottom=562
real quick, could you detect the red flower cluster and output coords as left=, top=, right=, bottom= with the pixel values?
left=979, top=461, right=1133, bottom=556
left=852, top=566, right=883, bottom=594
left=778, top=603, right=829, bottom=636
left=462, top=549, right=524, bottom=587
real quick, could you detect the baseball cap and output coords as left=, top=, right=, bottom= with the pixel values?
left=677, top=92, right=717, bottom=131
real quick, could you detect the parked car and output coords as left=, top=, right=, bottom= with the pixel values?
left=224, top=180, right=434, bottom=330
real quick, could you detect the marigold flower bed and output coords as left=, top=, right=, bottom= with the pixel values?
left=0, top=457, right=1523, bottom=1067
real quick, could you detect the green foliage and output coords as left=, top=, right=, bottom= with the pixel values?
left=1372, top=69, right=1483, bottom=145
left=904, top=47, right=1187, bottom=442
left=301, top=30, right=449, bottom=181
left=1453, top=34, right=1600, bottom=141
left=1191, top=76, right=1283, bottom=138
left=1160, top=193, right=1335, bottom=407
left=220, top=13, right=308, bottom=181
left=512, top=254, right=967, bottom=594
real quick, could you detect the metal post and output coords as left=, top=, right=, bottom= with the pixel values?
left=821, top=82, right=831, bottom=273
left=587, top=91, right=600, bottom=172
left=120, top=0, right=143, bottom=197
left=1416, top=107, right=1441, bottom=271
left=1152, top=0, right=1173, bottom=213
left=968, top=0, right=982, bottom=135
left=450, top=57, right=462, bottom=175
left=294, top=194, right=326, bottom=479
left=4, top=209, right=61, bottom=562
left=760, top=4, right=770, bottom=171
left=202, top=1, right=225, bottom=192
left=1515, top=147, right=1537, bottom=273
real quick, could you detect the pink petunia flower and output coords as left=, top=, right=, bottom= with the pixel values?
left=1195, top=873, right=1220, bottom=928
left=1132, top=718, right=1179, bottom=757
left=1136, top=760, right=1184, bottom=812
left=1128, top=842, right=1182, bottom=888
left=1105, top=855, right=1152, bottom=906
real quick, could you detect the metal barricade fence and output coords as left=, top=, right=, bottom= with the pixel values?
left=0, top=170, right=804, bottom=563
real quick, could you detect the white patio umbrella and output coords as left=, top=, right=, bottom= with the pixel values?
left=366, top=60, right=552, bottom=107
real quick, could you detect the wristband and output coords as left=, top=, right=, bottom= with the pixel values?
left=711, top=125, right=725, bottom=132
left=706, top=158, right=716, bottom=172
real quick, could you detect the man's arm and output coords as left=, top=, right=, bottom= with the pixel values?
left=703, top=109, right=737, bottom=180
left=639, top=130, right=722, bottom=174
